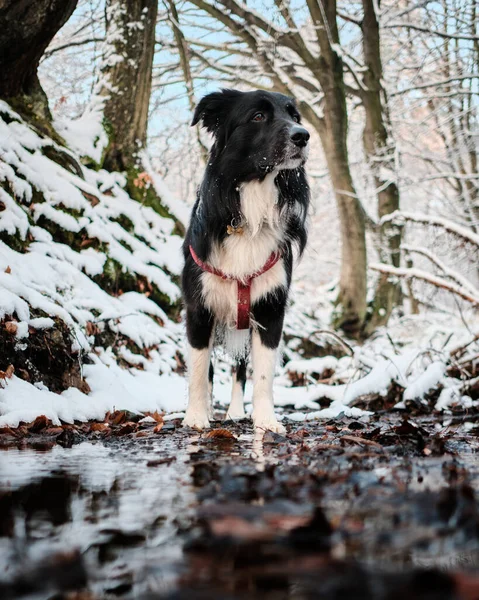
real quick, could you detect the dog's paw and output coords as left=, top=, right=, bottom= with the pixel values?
left=183, top=411, right=210, bottom=430
left=253, top=415, right=286, bottom=434
left=226, top=405, right=246, bottom=420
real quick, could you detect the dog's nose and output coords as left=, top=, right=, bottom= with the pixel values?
left=290, top=126, right=310, bottom=147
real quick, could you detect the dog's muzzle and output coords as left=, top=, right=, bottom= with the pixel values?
left=290, top=125, right=310, bottom=148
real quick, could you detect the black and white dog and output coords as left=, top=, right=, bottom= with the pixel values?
left=182, top=89, right=310, bottom=433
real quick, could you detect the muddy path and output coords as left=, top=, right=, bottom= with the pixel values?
left=2, top=409, right=479, bottom=599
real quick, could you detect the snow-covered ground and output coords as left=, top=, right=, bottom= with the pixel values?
left=0, top=102, right=477, bottom=428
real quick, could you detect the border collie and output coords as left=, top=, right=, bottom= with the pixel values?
left=182, top=89, right=310, bottom=433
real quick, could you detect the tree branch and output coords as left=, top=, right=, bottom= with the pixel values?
left=370, top=264, right=479, bottom=306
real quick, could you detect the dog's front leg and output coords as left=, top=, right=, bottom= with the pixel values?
left=250, top=316, right=286, bottom=434
left=251, top=331, right=285, bottom=433
left=183, top=306, right=214, bottom=430
left=251, top=289, right=287, bottom=434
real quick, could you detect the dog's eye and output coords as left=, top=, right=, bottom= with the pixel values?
left=292, top=114, right=300, bottom=123
left=252, top=112, right=266, bottom=122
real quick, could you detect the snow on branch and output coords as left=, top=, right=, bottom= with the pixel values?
left=402, top=245, right=479, bottom=297
left=370, top=263, right=479, bottom=306
left=381, top=211, right=479, bottom=248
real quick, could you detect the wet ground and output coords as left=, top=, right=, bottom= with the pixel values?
left=2, top=408, right=479, bottom=599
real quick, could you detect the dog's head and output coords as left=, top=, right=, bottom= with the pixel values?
left=192, top=89, right=309, bottom=180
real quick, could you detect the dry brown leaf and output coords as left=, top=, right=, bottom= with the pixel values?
left=29, top=415, right=49, bottom=432
left=0, top=364, right=15, bottom=380
left=81, top=191, right=100, bottom=207
left=4, top=266, right=11, bottom=274
left=0, top=201, right=6, bottom=212
left=5, top=321, right=17, bottom=335
left=85, top=321, right=100, bottom=336
left=115, top=422, right=137, bottom=436
left=44, top=427, right=64, bottom=436
left=145, top=410, right=164, bottom=424
left=110, top=410, right=127, bottom=425
left=153, top=422, right=164, bottom=433
left=205, top=428, right=236, bottom=440
left=0, top=426, right=17, bottom=436
left=90, top=422, right=109, bottom=432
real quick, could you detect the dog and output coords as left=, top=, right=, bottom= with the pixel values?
left=182, top=89, right=310, bottom=433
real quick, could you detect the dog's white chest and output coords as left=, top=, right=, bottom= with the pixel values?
left=200, top=174, right=287, bottom=327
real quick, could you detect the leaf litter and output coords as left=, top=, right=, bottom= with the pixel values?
left=1, top=408, right=479, bottom=598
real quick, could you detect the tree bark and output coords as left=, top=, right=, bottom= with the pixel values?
left=361, top=0, right=402, bottom=335
left=307, top=0, right=368, bottom=337
left=0, top=0, right=77, bottom=122
left=100, top=0, right=158, bottom=172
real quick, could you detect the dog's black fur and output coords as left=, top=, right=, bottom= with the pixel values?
left=182, top=89, right=310, bottom=418
left=182, top=89, right=310, bottom=352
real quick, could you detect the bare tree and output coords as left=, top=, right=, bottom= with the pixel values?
left=359, top=0, right=401, bottom=335
left=99, top=0, right=158, bottom=174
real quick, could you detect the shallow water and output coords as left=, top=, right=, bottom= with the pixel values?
left=1, top=416, right=479, bottom=599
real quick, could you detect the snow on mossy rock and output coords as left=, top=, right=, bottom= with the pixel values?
left=0, top=100, right=190, bottom=424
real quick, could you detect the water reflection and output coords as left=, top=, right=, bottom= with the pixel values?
left=0, top=429, right=478, bottom=599
left=0, top=438, right=194, bottom=598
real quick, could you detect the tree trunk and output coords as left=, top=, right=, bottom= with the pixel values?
left=100, top=0, right=158, bottom=173
left=0, top=0, right=77, bottom=125
left=307, top=0, right=368, bottom=337
left=360, top=0, right=401, bottom=336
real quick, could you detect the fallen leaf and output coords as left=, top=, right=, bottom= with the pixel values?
left=0, top=201, right=6, bottom=211
left=205, top=428, right=236, bottom=440
left=90, top=422, right=109, bottom=432
left=110, top=411, right=127, bottom=425
left=29, top=415, right=49, bottom=432
left=44, top=427, right=64, bottom=436
left=5, top=321, right=17, bottom=335
left=0, top=365, right=15, bottom=380
left=85, top=321, right=99, bottom=336
left=114, top=422, right=137, bottom=436
left=4, top=266, right=11, bottom=274
left=145, top=410, right=164, bottom=424
left=153, top=421, right=164, bottom=433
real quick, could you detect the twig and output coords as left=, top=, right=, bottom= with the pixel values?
left=310, top=329, right=354, bottom=356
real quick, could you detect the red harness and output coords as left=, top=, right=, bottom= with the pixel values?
left=189, top=245, right=281, bottom=330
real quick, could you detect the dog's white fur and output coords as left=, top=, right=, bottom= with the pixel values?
left=183, top=171, right=286, bottom=432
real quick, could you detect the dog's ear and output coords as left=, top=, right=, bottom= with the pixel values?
left=191, top=89, right=242, bottom=134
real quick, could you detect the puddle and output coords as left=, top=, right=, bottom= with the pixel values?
left=1, top=414, right=479, bottom=598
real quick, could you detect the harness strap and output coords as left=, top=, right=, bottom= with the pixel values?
left=189, top=245, right=281, bottom=330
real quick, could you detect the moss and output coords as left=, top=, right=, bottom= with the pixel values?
left=0, top=230, right=30, bottom=253
left=93, top=257, right=180, bottom=318
left=7, top=93, right=65, bottom=146
left=112, top=214, right=135, bottom=233
left=125, top=166, right=186, bottom=237
left=35, top=217, right=108, bottom=255
left=55, top=203, right=84, bottom=219
left=36, top=215, right=77, bottom=247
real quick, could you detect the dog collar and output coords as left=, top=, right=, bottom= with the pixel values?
left=189, top=244, right=282, bottom=329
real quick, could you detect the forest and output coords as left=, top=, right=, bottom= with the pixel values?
left=0, top=0, right=478, bottom=598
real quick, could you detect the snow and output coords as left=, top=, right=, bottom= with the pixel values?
left=402, top=361, right=446, bottom=405
left=0, top=100, right=478, bottom=429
